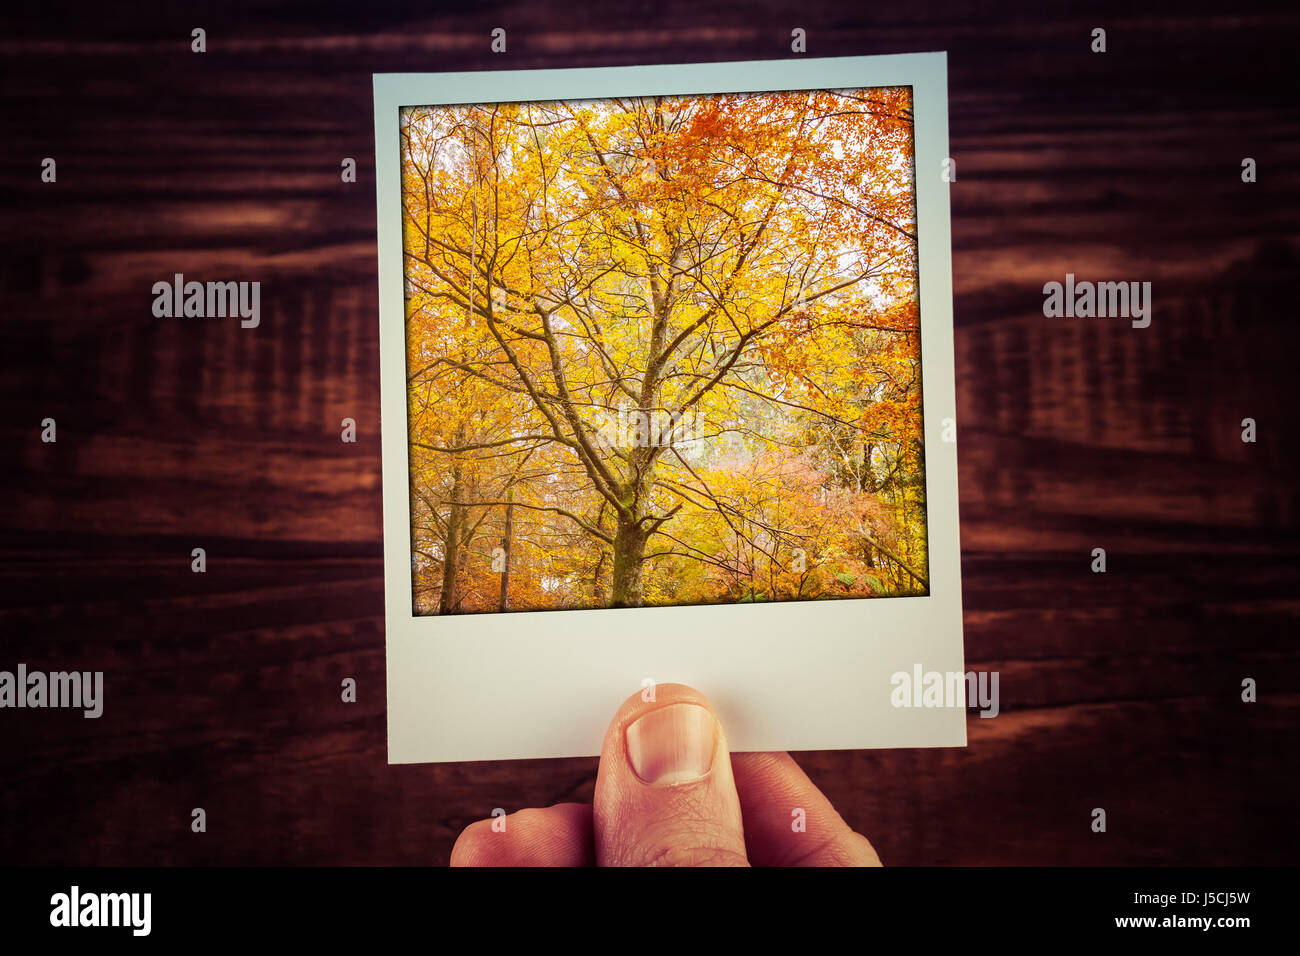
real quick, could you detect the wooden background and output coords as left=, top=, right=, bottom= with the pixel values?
left=1, top=0, right=1297, bottom=866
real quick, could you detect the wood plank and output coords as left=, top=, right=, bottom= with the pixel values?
left=1, top=0, right=1297, bottom=866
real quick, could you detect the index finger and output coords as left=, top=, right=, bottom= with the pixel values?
left=730, top=752, right=882, bottom=866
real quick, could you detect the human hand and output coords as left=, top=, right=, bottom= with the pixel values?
left=451, top=683, right=882, bottom=866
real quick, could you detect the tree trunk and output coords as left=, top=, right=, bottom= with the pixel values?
left=438, top=494, right=463, bottom=614
left=438, top=426, right=467, bottom=615
left=610, top=516, right=648, bottom=608
left=497, top=489, right=513, bottom=612
left=609, top=428, right=660, bottom=608
left=439, top=190, right=476, bottom=618
left=592, top=549, right=608, bottom=605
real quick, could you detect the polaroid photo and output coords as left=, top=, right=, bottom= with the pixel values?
left=374, top=53, right=963, bottom=763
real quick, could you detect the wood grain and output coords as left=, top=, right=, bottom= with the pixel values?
left=1, top=0, right=1297, bottom=865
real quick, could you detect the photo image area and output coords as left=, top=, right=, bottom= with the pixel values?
left=399, top=87, right=927, bottom=617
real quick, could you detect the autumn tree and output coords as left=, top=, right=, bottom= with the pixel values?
left=402, top=87, right=926, bottom=612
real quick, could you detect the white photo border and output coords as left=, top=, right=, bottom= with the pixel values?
left=374, top=53, right=964, bottom=763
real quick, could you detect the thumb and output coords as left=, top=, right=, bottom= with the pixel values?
left=594, top=683, right=748, bottom=867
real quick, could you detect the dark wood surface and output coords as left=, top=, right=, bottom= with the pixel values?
left=1, top=0, right=1297, bottom=865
